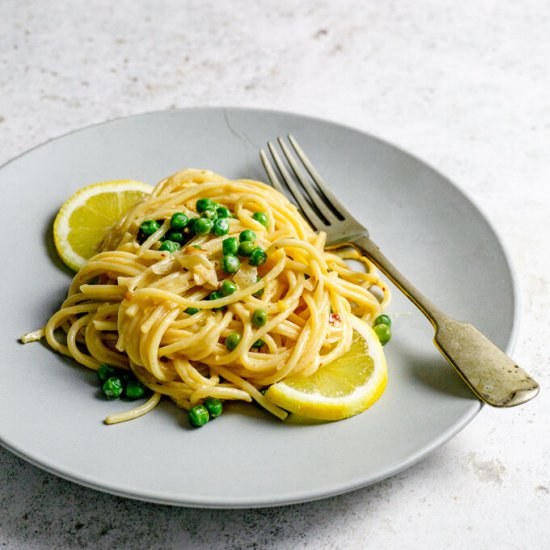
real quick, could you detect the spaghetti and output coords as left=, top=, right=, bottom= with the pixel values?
left=40, top=169, right=390, bottom=423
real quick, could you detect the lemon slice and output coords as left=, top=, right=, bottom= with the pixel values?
left=266, top=316, right=387, bottom=420
left=53, top=180, right=153, bottom=271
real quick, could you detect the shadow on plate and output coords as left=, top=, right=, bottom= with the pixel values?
left=391, top=340, right=475, bottom=401
left=44, top=212, right=74, bottom=276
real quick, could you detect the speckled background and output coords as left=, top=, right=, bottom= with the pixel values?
left=1, top=1, right=549, bottom=548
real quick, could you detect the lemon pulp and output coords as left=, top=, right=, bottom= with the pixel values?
left=266, top=317, right=387, bottom=421
left=53, top=180, right=152, bottom=271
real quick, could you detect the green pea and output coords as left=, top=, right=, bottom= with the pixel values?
left=216, top=206, right=231, bottom=218
left=188, top=404, right=210, bottom=427
left=220, top=279, right=237, bottom=296
left=373, top=323, right=391, bottom=346
left=170, top=212, right=189, bottom=229
left=201, top=208, right=217, bottom=220
left=194, top=217, right=214, bottom=236
left=239, top=229, right=256, bottom=242
left=186, top=217, right=198, bottom=235
left=97, top=363, right=118, bottom=383
left=252, top=212, right=269, bottom=228
left=125, top=380, right=146, bottom=400
left=374, top=314, right=392, bottom=327
left=196, top=198, right=216, bottom=213
left=222, top=237, right=239, bottom=255
left=209, top=291, right=225, bottom=311
left=238, top=241, right=255, bottom=257
left=159, top=240, right=181, bottom=253
left=252, top=308, right=267, bottom=328
left=185, top=307, right=200, bottom=315
left=212, top=218, right=230, bottom=237
left=221, top=254, right=240, bottom=274
left=118, top=370, right=135, bottom=385
left=164, top=229, right=184, bottom=244
left=102, top=377, right=123, bottom=399
left=225, top=332, right=241, bottom=351
left=204, top=397, right=223, bottom=419
left=249, top=247, right=267, bottom=266
left=140, top=219, right=160, bottom=237
left=251, top=339, right=265, bottom=349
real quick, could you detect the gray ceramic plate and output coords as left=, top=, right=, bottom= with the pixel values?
left=0, top=108, right=517, bottom=508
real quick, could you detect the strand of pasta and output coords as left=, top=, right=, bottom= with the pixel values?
left=104, top=392, right=161, bottom=425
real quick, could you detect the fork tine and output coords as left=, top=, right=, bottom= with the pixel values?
left=266, top=142, right=325, bottom=231
left=277, top=138, right=338, bottom=225
left=288, top=134, right=346, bottom=220
left=259, top=149, right=286, bottom=196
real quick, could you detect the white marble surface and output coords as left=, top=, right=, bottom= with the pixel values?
left=1, top=0, right=549, bottom=548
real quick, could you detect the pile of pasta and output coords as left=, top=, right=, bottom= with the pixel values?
left=44, top=170, right=390, bottom=422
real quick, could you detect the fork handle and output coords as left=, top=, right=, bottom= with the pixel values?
left=344, top=235, right=539, bottom=407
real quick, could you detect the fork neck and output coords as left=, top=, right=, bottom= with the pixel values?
left=348, top=235, right=447, bottom=329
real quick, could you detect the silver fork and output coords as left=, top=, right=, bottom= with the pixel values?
left=260, top=135, right=539, bottom=407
